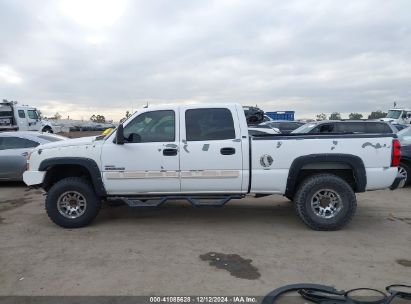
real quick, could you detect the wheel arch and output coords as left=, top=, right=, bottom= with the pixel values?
left=39, top=157, right=107, bottom=197
left=285, top=154, right=366, bottom=198
left=400, top=156, right=411, bottom=166
left=41, top=125, right=53, bottom=133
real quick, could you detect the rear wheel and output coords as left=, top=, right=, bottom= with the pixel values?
left=398, top=162, right=410, bottom=187
left=46, top=177, right=101, bottom=228
left=294, top=174, right=357, bottom=230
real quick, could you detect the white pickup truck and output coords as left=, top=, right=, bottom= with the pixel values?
left=23, top=103, right=404, bottom=230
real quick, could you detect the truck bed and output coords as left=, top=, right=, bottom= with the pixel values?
left=250, top=132, right=397, bottom=193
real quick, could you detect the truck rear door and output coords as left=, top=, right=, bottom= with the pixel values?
left=179, top=105, right=244, bottom=193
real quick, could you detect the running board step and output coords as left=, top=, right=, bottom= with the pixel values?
left=109, top=195, right=244, bottom=208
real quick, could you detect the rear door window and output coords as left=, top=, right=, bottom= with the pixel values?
left=185, top=108, right=235, bottom=141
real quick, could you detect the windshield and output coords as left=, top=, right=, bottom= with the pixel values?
left=397, top=126, right=411, bottom=145
left=386, top=110, right=402, bottom=119
left=292, top=123, right=317, bottom=133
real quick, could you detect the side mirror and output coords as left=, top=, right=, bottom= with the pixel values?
left=115, top=124, right=125, bottom=145
left=402, top=113, right=407, bottom=119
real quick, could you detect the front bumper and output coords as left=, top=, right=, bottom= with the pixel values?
left=23, top=171, right=45, bottom=186
left=390, top=174, right=406, bottom=190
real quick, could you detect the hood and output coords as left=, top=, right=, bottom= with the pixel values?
left=41, top=119, right=56, bottom=126
left=380, top=118, right=396, bottom=122
left=37, top=136, right=101, bottom=150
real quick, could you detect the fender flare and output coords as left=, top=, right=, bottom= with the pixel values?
left=285, top=154, right=367, bottom=197
left=39, top=157, right=107, bottom=196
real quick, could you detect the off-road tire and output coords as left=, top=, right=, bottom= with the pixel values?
left=294, top=174, right=357, bottom=231
left=46, top=177, right=101, bottom=228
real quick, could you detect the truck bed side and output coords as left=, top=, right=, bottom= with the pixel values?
left=250, top=134, right=397, bottom=194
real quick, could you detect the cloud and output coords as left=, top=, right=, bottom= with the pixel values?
left=0, top=0, right=410, bottom=120
left=0, top=65, right=23, bottom=84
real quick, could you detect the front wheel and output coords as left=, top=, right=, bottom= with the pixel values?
left=46, top=177, right=101, bottom=228
left=294, top=174, right=357, bottom=231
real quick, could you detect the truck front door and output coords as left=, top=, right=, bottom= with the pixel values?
left=179, top=106, right=244, bottom=193
left=26, top=109, right=41, bottom=131
left=101, top=109, right=180, bottom=194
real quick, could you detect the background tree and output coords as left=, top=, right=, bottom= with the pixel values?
left=50, top=112, right=62, bottom=120
left=368, top=110, right=387, bottom=119
left=90, top=114, right=106, bottom=123
left=120, top=110, right=132, bottom=123
left=348, top=113, right=363, bottom=120
left=316, top=113, right=327, bottom=121
left=329, top=112, right=341, bottom=120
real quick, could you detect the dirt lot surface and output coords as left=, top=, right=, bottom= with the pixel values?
left=0, top=183, right=410, bottom=296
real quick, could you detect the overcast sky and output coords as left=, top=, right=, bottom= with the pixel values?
left=1, top=0, right=410, bottom=121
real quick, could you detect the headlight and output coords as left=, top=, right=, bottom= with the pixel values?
left=26, top=151, right=33, bottom=171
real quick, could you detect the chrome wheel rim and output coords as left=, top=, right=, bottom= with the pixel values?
left=311, top=189, right=342, bottom=219
left=57, top=191, right=87, bottom=219
left=398, top=166, right=407, bottom=188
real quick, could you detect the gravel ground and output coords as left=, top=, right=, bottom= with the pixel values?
left=0, top=183, right=410, bottom=296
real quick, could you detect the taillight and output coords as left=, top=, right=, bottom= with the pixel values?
left=391, top=139, right=401, bottom=167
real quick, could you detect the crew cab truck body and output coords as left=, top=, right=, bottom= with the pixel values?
left=23, top=103, right=403, bottom=230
